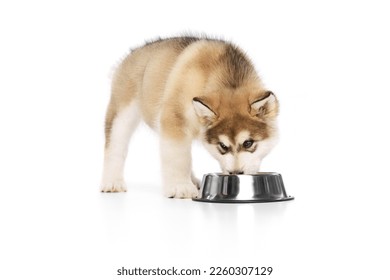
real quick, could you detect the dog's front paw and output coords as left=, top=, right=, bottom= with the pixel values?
left=163, top=182, right=198, bottom=199
left=100, top=179, right=127, bottom=193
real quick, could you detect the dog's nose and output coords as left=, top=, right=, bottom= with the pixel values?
left=228, top=170, right=244, bottom=175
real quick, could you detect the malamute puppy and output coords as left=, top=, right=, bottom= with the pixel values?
left=101, top=37, right=279, bottom=198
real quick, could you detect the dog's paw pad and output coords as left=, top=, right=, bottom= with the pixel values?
left=100, top=180, right=127, bottom=192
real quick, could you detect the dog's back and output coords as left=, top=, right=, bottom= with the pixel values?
left=108, top=37, right=202, bottom=128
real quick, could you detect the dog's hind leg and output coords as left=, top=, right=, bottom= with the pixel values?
left=101, top=99, right=140, bottom=192
left=101, top=59, right=142, bottom=193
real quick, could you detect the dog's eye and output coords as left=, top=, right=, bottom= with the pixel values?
left=219, top=142, right=228, bottom=151
left=243, top=140, right=254, bottom=149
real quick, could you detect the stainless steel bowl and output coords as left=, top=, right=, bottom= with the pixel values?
left=193, top=172, right=294, bottom=203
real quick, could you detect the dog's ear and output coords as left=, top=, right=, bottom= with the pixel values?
left=192, top=97, right=217, bottom=123
left=250, top=91, right=278, bottom=118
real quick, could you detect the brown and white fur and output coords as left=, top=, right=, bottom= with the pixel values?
left=101, top=36, right=279, bottom=198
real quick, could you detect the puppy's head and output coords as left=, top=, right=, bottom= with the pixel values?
left=193, top=90, right=279, bottom=174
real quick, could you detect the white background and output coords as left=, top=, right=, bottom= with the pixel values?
left=1, top=0, right=389, bottom=279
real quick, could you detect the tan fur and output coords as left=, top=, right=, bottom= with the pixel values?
left=106, top=37, right=277, bottom=142
left=102, top=36, right=279, bottom=196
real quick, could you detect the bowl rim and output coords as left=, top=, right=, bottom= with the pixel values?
left=204, top=172, right=281, bottom=177
left=192, top=196, right=294, bottom=203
